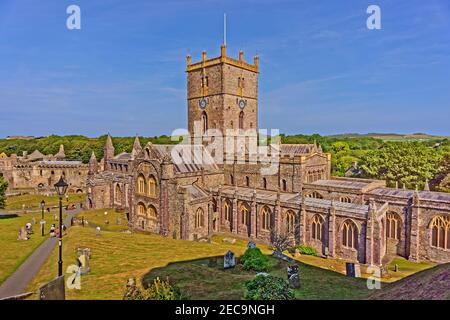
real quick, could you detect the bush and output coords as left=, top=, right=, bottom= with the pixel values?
left=245, top=275, right=295, bottom=300
left=290, top=245, right=317, bottom=256
left=240, top=248, right=271, bottom=272
left=123, top=277, right=185, bottom=300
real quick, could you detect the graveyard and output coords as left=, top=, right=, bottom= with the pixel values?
left=4, top=207, right=432, bottom=300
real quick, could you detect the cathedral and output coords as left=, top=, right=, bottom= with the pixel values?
left=87, top=45, right=450, bottom=266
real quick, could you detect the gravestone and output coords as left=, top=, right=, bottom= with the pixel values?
left=208, top=257, right=217, bottom=268
left=346, top=262, right=356, bottom=277
left=95, top=226, right=101, bottom=236
left=256, top=272, right=269, bottom=277
left=223, top=251, right=236, bottom=269
left=354, top=263, right=361, bottom=278
left=222, top=238, right=236, bottom=244
left=17, top=227, right=28, bottom=240
left=247, top=241, right=256, bottom=249
left=77, top=248, right=91, bottom=275
left=39, top=276, right=65, bottom=300
left=294, top=248, right=300, bottom=257
left=287, top=265, right=300, bottom=288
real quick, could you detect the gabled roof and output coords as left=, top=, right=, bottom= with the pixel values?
left=27, top=150, right=45, bottom=161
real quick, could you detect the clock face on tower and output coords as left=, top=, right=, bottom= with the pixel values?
left=199, top=98, right=207, bottom=109
left=238, top=99, right=246, bottom=109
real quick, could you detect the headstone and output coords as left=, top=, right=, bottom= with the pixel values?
left=223, top=251, right=236, bottom=269
left=31, top=217, right=36, bottom=225
left=25, top=223, right=33, bottom=234
left=394, top=264, right=399, bottom=272
left=324, top=247, right=329, bottom=257
left=346, top=262, right=356, bottom=277
left=294, top=248, right=300, bottom=257
left=247, top=240, right=257, bottom=249
left=95, top=226, right=101, bottom=236
left=354, top=263, right=361, bottom=278
left=287, top=265, right=300, bottom=288
left=208, top=257, right=217, bottom=268
left=256, top=272, right=269, bottom=277
left=222, top=238, right=236, bottom=244
left=77, top=248, right=91, bottom=275
left=272, top=250, right=295, bottom=263
left=39, top=276, right=65, bottom=300
left=17, top=227, right=28, bottom=240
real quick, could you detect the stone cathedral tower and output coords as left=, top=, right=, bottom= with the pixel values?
left=186, top=45, right=259, bottom=140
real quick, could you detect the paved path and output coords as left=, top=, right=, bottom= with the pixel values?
left=0, top=207, right=82, bottom=299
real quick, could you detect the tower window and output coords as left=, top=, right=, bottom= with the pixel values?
left=239, top=111, right=244, bottom=129
left=201, top=111, right=208, bottom=134
left=246, top=176, right=250, bottom=187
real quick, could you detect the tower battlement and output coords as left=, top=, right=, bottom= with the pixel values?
left=186, top=45, right=259, bottom=73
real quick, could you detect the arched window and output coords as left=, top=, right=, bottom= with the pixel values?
left=306, top=191, right=323, bottom=199
left=282, top=179, right=287, bottom=191
left=261, top=206, right=272, bottom=231
left=223, top=200, right=232, bottom=222
left=430, top=216, right=450, bottom=249
left=148, top=175, right=157, bottom=197
left=115, top=184, right=122, bottom=203
left=137, top=203, right=146, bottom=216
left=386, top=212, right=401, bottom=240
left=286, top=211, right=295, bottom=234
left=195, top=208, right=205, bottom=228
left=240, top=203, right=250, bottom=225
left=342, top=220, right=358, bottom=249
left=312, top=215, right=325, bottom=240
left=201, top=111, right=208, bottom=134
left=340, top=196, right=352, bottom=203
left=245, top=176, right=250, bottom=187
left=147, top=205, right=157, bottom=220
left=239, top=111, right=244, bottom=130
left=137, top=175, right=146, bottom=194
left=262, top=177, right=267, bottom=189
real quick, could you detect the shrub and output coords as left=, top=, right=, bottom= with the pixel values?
left=245, top=275, right=295, bottom=300
left=240, top=248, right=271, bottom=272
left=123, top=277, right=185, bottom=300
left=290, top=245, right=317, bottom=256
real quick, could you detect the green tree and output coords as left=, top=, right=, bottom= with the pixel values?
left=360, top=142, right=444, bottom=189
left=0, top=176, right=8, bottom=209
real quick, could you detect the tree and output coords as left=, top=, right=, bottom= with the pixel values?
left=0, top=176, right=8, bottom=209
left=360, top=142, right=444, bottom=189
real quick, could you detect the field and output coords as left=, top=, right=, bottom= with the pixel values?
left=0, top=212, right=62, bottom=284
left=5, top=193, right=86, bottom=211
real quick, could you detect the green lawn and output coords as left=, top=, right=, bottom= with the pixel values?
left=6, top=193, right=86, bottom=211
left=24, top=209, right=436, bottom=300
left=75, top=208, right=129, bottom=232
left=0, top=212, right=61, bottom=284
left=145, top=256, right=371, bottom=300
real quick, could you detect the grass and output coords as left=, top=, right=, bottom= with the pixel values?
left=26, top=228, right=256, bottom=299
left=24, top=211, right=437, bottom=300
left=5, top=193, right=86, bottom=211
left=75, top=208, right=129, bottom=232
left=145, top=256, right=371, bottom=300
left=0, top=212, right=64, bottom=285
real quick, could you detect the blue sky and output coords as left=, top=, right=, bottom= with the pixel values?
left=0, top=0, right=449, bottom=137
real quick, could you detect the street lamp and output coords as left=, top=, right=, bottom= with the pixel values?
left=54, top=176, right=68, bottom=277
left=40, top=200, right=45, bottom=236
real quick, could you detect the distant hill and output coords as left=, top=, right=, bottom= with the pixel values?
left=329, top=133, right=449, bottom=142
left=370, top=263, right=450, bottom=300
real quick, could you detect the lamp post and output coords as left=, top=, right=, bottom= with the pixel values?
left=54, top=176, right=68, bottom=277
left=40, top=200, right=45, bottom=236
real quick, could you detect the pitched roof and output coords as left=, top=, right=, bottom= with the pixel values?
left=27, top=150, right=45, bottom=160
